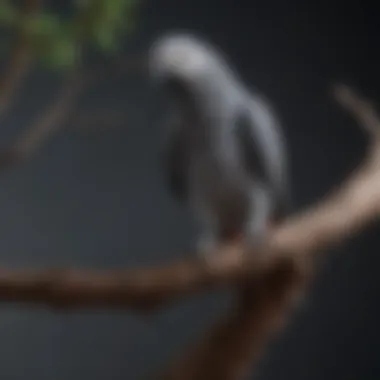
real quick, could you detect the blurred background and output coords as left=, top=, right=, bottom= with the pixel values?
left=0, top=0, right=379, bottom=379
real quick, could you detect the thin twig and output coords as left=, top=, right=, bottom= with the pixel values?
left=0, top=70, right=89, bottom=168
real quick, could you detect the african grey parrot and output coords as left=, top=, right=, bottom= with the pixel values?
left=148, top=32, right=291, bottom=258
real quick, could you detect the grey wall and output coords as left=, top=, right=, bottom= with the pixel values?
left=0, top=0, right=378, bottom=379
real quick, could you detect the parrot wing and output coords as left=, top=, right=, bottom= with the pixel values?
left=234, top=100, right=292, bottom=221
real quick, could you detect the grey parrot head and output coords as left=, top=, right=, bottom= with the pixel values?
left=148, top=32, right=235, bottom=97
left=149, top=33, right=214, bottom=80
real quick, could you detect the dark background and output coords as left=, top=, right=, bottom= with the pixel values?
left=0, top=0, right=379, bottom=379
